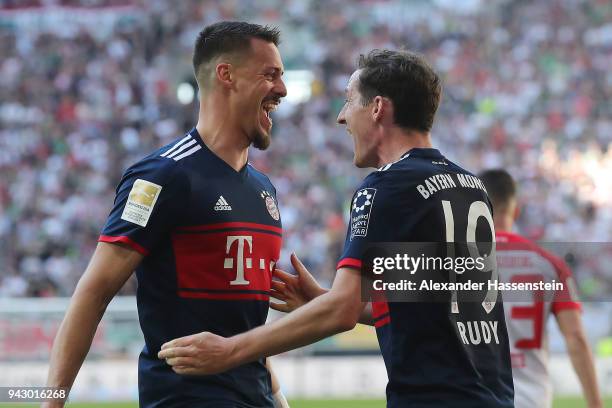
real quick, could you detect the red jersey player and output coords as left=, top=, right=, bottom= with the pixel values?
left=479, top=169, right=602, bottom=408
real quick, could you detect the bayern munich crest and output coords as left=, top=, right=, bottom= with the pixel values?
left=261, top=190, right=280, bottom=221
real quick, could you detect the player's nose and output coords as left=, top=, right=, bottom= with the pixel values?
left=274, top=78, right=287, bottom=98
left=337, top=107, right=347, bottom=125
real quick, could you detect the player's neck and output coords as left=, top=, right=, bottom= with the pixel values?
left=377, top=129, right=432, bottom=167
left=493, top=215, right=514, bottom=233
left=195, top=111, right=250, bottom=172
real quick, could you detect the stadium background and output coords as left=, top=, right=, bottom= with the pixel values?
left=0, top=0, right=610, bottom=406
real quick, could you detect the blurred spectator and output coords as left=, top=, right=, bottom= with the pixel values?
left=0, top=0, right=610, bottom=298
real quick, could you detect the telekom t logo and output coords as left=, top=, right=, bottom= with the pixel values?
left=224, top=235, right=275, bottom=286
left=224, top=236, right=252, bottom=285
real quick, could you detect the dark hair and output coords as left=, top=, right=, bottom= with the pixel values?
left=478, top=169, right=517, bottom=211
left=193, top=21, right=280, bottom=88
left=357, top=49, right=442, bottom=132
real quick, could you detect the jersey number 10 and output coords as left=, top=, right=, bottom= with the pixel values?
left=441, top=200, right=498, bottom=314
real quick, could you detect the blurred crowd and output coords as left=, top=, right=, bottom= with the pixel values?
left=0, top=0, right=610, bottom=298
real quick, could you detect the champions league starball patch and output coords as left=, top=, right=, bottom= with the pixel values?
left=350, top=188, right=376, bottom=239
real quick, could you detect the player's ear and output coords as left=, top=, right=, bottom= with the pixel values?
left=371, top=95, right=388, bottom=123
left=215, top=63, right=234, bottom=88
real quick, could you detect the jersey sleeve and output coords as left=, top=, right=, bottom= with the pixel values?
left=99, top=158, right=188, bottom=255
left=549, top=254, right=582, bottom=314
left=337, top=177, right=403, bottom=270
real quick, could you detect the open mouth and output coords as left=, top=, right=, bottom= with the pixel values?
left=261, top=101, right=279, bottom=129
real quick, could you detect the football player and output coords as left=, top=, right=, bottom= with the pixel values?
left=46, top=21, right=289, bottom=407
left=479, top=169, right=602, bottom=408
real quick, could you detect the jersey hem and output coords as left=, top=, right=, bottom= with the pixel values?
left=99, top=235, right=149, bottom=255
left=337, top=257, right=362, bottom=270
left=552, top=301, right=582, bottom=314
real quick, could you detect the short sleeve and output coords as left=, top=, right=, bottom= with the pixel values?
left=337, top=181, right=395, bottom=270
left=99, top=159, right=187, bottom=255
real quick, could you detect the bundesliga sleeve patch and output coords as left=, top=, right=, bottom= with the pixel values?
left=121, top=179, right=162, bottom=227
left=350, top=188, right=376, bottom=240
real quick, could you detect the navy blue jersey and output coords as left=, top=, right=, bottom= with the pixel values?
left=338, top=148, right=514, bottom=407
left=100, top=128, right=282, bottom=407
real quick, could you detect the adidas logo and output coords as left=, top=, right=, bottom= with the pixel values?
left=214, top=196, right=232, bottom=211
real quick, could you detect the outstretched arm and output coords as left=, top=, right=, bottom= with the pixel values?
left=43, top=243, right=142, bottom=407
left=159, top=266, right=365, bottom=375
left=556, top=309, right=602, bottom=408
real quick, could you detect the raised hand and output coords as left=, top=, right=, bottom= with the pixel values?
left=270, top=253, right=327, bottom=313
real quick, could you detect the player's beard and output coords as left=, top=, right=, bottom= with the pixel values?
left=253, top=95, right=279, bottom=150
left=251, top=129, right=271, bottom=150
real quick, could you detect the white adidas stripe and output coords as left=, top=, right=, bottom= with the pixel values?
left=378, top=152, right=411, bottom=172
left=161, top=134, right=192, bottom=157
left=219, top=196, right=228, bottom=205
left=172, top=144, right=202, bottom=161
left=167, top=139, right=197, bottom=159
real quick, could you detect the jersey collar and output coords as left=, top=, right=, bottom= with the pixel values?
left=402, top=147, right=444, bottom=159
left=190, top=127, right=250, bottom=178
left=378, top=148, right=444, bottom=171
